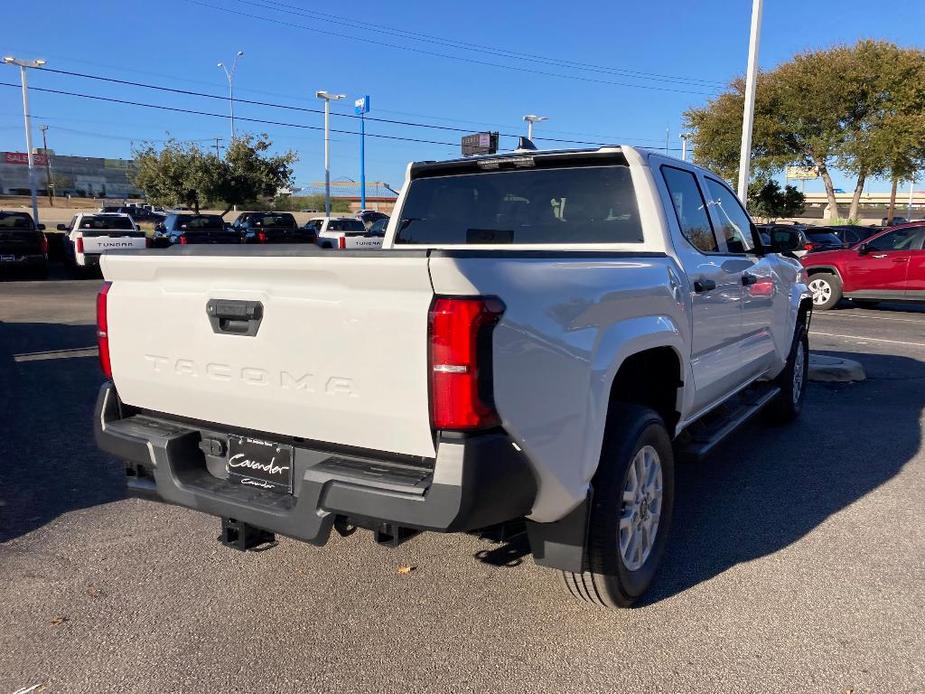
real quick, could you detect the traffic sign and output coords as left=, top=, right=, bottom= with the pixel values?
left=354, top=95, right=370, bottom=115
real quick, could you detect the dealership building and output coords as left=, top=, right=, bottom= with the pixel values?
left=0, top=150, right=141, bottom=198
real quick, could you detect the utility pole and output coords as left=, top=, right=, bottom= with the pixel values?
left=217, top=51, right=244, bottom=141
left=3, top=56, right=46, bottom=224
left=665, top=127, right=670, bottom=156
left=736, top=0, right=764, bottom=202
left=907, top=177, right=915, bottom=220
left=523, top=114, right=548, bottom=142
left=316, top=90, right=346, bottom=217
left=213, top=137, right=223, bottom=158
left=40, top=124, right=54, bottom=206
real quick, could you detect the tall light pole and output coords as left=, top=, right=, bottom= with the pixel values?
left=523, top=114, right=548, bottom=142
left=316, top=90, right=346, bottom=217
left=736, top=0, right=764, bottom=202
left=355, top=96, right=370, bottom=210
left=680, top=133, right=691, bottom=162
left=3, top=56, right=46, bottom=224
left=217, top=50, right=244, bottom=141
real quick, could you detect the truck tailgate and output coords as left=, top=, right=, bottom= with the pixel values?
left=101, top=250, right=436, bottom=458
left=82, top=232, right=147, bottom=253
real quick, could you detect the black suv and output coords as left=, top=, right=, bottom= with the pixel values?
left=230, top=212, right=317, bottom=244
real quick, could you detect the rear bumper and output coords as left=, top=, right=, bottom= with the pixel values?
left=94, top=382, right=536, bottom=545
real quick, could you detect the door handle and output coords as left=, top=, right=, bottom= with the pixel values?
left=206, top=299, right=264, bottom=336
left=741, top=273, right=758, bottom=286
left=693, top=279, right=716, bottom=293
left=871, top=254, right=888, bottom=259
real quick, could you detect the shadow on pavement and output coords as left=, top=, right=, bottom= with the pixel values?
left=641, top=350, right=924, bottom=605
left=0, top=321, right=125, bottom=542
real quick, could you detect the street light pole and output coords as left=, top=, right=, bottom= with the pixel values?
left=316, top=90, right=346, bottom=217
left=736, top=0, right=764, bottom=202
left=3, top=56, right=46, bottom=224
left=523, top=114, right=548, bottom=141
left=217, top=51, right=244, bottom=141
left=680, top=133, right=690, bottom=162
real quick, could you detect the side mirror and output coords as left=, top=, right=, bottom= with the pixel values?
left=857, top=243, right=869, bottom=256
left=56, top=223, right=67, bottom=231
left=37, top=223, right=46, bottom=230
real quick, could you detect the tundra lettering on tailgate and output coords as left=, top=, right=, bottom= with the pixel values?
left=142, top=354, right=357, bottom=396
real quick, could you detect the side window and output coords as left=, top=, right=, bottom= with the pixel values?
left=661, top=166, right=718, bottom=253
left=867, top=228, right=921, bottom=251
left=704, top=178, right=755, bottom=254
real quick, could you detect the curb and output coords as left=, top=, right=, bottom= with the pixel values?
left=808, top=354, right=866, bottom=383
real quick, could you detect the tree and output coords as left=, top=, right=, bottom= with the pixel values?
left=747, top=179, right=805, bottom=221
left=209, top=134, right=297, bottom=216
left=133, top=135, right=296, bottom=215
left=133, top=140, right=218, bottom=213
left=684, top=41, right=925, bottom=221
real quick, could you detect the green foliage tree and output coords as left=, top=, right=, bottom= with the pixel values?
left=210, top=134, right=297, bottom=216
left=684, top=40, right=925, bottom=221
left=133, top=135, right=297, bottom=216
left=747, top=179, right=805, bottom=221
left=133, top=140, right=218, bottom=213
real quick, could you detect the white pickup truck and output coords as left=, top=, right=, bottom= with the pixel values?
left=94, top=146, right=811, bottom=608
left=304, top=216, right=385, bottom=249
left=59, top=213, right=147, bottom=274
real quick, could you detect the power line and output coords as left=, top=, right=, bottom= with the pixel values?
left=0, top=81, right=684, bottom=152
left=0, top=81, right=460, bottom=147
left=233, top=0, right=726, bottom=89
left=35, top=66, right=645, bottom=147
left=188, top=0, right=719, bottom=97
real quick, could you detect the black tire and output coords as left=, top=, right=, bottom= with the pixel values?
left=562, top=403, right=675, bottom=608
left=766, top=319, right=809, bottom=424
left=807, top=272, right=841, bottom=310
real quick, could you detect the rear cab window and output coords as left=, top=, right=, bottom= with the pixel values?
left=79, top=215, right=135, bottom=230
left=0, top=213, right=35, bottom=230
left=394, top=164, right=643, bottom=246
left=175, top=215, right=226, bottom=230
left=328, top=219, right=366, bottom=233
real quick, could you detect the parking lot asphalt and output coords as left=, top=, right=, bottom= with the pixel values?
left=1, top=278, right=923, bottom=694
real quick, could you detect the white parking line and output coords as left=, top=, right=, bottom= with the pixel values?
left=811, top=331, right=925, bottom=349
left=813, top=312, right=925, bottom=325
left=13, top=347, right=98, bottom=362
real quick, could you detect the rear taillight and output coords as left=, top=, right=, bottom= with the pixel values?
left=76, top=237, right=84, bottom=254
left=428, top=297, right=505, bottom=431
left=178, top=234, right=188, bottom=245
left=338, top=236, right=346, bottom=249
left=97, top=281, right=112, bottom=379
left=145, top=236, right=152, bottom=248
left=257, top=230, right=268, bottom=243
left=803, top=242, right=815, bottom=251
left=39, top=233, right=48, bottom=256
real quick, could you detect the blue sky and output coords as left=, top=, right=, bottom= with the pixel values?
left=2, top=0, right=923, bottom=194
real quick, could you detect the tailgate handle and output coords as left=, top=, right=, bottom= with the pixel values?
left=206, top=299, right=263, bottom=336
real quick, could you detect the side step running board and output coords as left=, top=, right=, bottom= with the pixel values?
left=678, top=386, right=781, bottom=462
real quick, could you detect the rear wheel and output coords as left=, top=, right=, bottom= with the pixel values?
left=562, top=404, right=674, bottom=608
left=808, top=273, right=841, bottom=310
left=766, top=319, right=809, bottom=423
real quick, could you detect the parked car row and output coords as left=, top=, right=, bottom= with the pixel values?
left=757, top=222, right=882, bottom=256
left=150, top=212, right=388, bottom=248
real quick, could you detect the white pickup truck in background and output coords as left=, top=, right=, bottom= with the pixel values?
left=94, top=145, right=811, bottom=609
left=305, top=216, right=385, bottom=249
left=58, top=213, right=147, bottom=274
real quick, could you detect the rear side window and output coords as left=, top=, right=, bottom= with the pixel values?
left=867, top=227, right=924, bottom=251
left=80, top=216, right=134, bottom=230
left=395, top=165, right=643, bottom=245
left=661, top=167, right=717, bottom=253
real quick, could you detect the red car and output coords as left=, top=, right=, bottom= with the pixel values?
left=801, top=222, right=925, bottom=309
